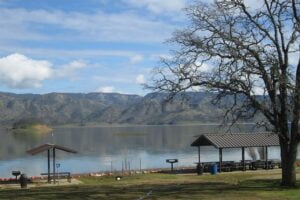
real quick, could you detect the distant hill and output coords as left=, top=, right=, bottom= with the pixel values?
left=0, top=91, right=256, bottom=126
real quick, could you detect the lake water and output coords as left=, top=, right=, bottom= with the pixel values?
left=0, top=124, right=298, bottom=177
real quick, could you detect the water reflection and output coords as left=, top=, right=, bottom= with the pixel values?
left=0, top=125, right=298, bottom=177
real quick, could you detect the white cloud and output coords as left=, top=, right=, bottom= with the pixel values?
left=251, top=87, right=265, bottom=95
left=135, top=74, right=146, bottom=84
left=198, top=63, right=212, bottom=72
left=151, top=53, right=173, bottom=61
left=0, top=53, right=53, bottom=88
left=57, top=60, right=87, bottom=78
left=0, top=8, right=177, bottom=43
left=0, top=44, right=146, bottom=60
left=129, top=54, right=144, bottom=64
left=289, top=52, right=300, bottom=66
left=125, top=0, right=186, bottom=14
left=244, top=0, right=265, bottom=10
left=93, top=76, right=132, bottom=84
left=184, top=62, right=213, bottom=74
left=0, top=53, right=90, bottom=89
left=96, top=86, right=116, bottom=93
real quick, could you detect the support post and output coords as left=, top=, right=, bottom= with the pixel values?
left=128, top=161, right=131, bottom=174
left=111, top=161, right=113, bottom=173
left=242, top=147, right=245, bottom=171
left=140, top=158, right=142, bottom=172
left=48, top=149, right=51, bottom=183
left=265, top=146, right=268, bottom=170
left=53, top=148, right=56, bottom=184
left=198, top=146, right=201, bottom=164
left=219, top=148, right=222, bottom=172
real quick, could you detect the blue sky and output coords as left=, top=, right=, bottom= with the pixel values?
left=0, top=0, right=190, bottom=95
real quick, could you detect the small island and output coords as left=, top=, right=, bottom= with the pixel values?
left=12, top=118, right=53, bottom=134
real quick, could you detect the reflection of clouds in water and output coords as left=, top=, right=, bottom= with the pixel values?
left=268, top=147, right=281, bottom=160
left=101, top=156, right=113, bottom=166
left=0, top=157, right=45, bottom=178
left=0, top=125, right=298, bottom=177
left=0, top=146, right=292, bottom=177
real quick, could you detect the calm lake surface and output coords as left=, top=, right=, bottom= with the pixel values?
left=0, top=124, right=299, bottom=177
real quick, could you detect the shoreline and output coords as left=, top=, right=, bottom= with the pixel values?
left=53, top=122, right=257, bottom=129
left=0, top=166, right=197, bottom=181
left=0, top=122, right=258, bottom=130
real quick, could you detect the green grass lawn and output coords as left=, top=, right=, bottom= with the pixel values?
left=0, top=169, right=299, bottom=200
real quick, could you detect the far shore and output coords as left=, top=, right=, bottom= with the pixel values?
left=0, top=121, right=258, bottom=132
left=51, top=122, right=257, bottom=129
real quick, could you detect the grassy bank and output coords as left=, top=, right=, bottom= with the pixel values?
left=0, top=169, right=299, bottom=199
left=13, top=124, right=52, bottom=135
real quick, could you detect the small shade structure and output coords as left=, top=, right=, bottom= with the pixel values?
left=191, top=132, right=280, bottom=172
left=27, top=143, right=77, bottom=183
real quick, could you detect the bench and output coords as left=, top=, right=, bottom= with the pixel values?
left=271, top=160, right=282, bottom=168
left=40, top=172, right=71, bottom=183
left=251, top=161, right=275, bottom=170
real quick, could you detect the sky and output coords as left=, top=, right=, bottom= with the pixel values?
left=0, top=0, right=190, bottom=95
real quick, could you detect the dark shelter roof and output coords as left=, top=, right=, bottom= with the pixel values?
left=191, top=132, right=279, bottom=148
left=27, top=143, right=77, bottom=155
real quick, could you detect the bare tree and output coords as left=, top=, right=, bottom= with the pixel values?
left=149, top=0, right=300, bottom=186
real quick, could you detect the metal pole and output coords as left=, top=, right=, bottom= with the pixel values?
left=56, top=163, right=60, bottom=182
left=265, top=146, right=268, bottom=170
left=48, top=149, right=50, bottom=183
left=128, top=161, right=131, bottom=174
left=219, top=148, right=223, bottom=173
left=242, top=147, right=245, bottom=171
left=111, top=161, right=113, bottom=173
left=198, top=146, right=201, bottom=164
left=139, top=158, right=142, bottom=172
left=53, top=148, right=56, bottom=184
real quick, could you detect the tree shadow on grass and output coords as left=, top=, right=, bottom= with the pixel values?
left=0, top=180, right=299, bottom=200
left=238, top=179, right=300, bottom=190
left=0, top=182, right=234, bottom=200
left=149, top=180, right=300, bottom=199
left=0, top=185, right=139, bottom=200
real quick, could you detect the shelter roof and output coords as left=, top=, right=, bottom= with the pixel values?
left=27, top=143, right=77, bottom=155
left=191, top=132, right=279, bottom=148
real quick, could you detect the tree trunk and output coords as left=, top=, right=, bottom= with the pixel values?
left=280, top=138, right=298, bottom=187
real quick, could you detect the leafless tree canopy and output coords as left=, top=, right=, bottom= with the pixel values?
left=149, top=0, right=300, bottom=186
left=150, top=0, right=299, bottom=133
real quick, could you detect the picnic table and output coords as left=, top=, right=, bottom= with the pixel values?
left=40, top=172, right=72, bottom=183
left=196, top=159, right=281, bottom=173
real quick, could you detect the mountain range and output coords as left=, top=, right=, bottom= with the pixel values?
left=0, top=91, right=240, bottom=126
